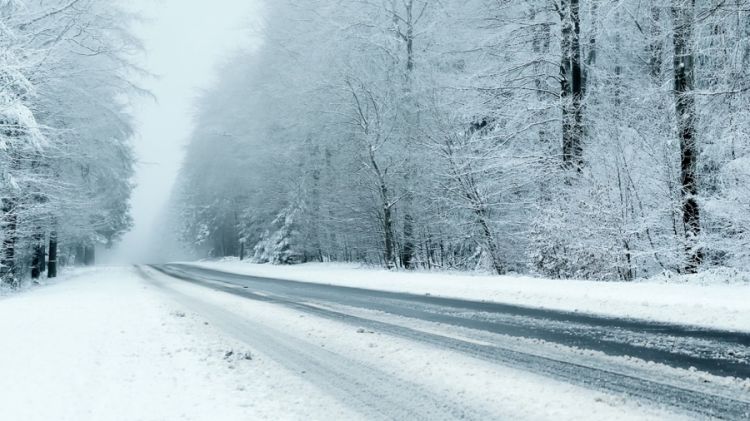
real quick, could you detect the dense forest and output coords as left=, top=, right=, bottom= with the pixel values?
left=171, top=0, right=750, bottom=281
left=0, top=0, right=138, bottom=286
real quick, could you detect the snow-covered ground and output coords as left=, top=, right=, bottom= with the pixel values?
left=0, top=266, right=693, bottom=420
left=191, top=260, right=750, bottom=333
left=0, top=267, right=357, bottom=421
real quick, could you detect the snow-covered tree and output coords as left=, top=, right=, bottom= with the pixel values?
left=171, top=0, right=750, bottom=281
left=0, top=0, right=140, bottom=285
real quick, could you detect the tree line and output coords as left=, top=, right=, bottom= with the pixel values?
left=1, top=0, right=138, bottom=287
left=171, top=0, right=750, bottom=280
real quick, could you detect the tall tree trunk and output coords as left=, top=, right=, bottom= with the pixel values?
left=1, top=197, right=18, bottom=287
left=398, top=0, right=417, bottom=269
left=673, top=0, right=701, bottom=273
left=48, top=230, right=58, bottom=278
left=560, top=0, right=584, bottom=171
left=380, top=182, right=396, bottom=269
left=31, top=230, right=46, bottom=279
left=400, top=213, right=415, bottom=268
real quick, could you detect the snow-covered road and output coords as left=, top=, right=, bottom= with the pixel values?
left=155, top=264, right=750, bottom=380
left=147, top=264, right=749, bottom=419
left=1, top=266, right=747, bottom=420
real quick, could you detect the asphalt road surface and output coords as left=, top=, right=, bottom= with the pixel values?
left=143, top=263, right=750, bottom=420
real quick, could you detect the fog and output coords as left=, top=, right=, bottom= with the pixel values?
left=100, top=0, right=262, bottom=264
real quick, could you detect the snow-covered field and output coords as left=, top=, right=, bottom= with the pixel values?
left=0, top=266, right=691, bottom=420
left=192, top=260, right=750, bottom=333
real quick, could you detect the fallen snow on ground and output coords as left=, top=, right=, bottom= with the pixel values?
left=146, top=266, right=686, bottom=421
left=192, top=260, right=750, bottom=333
left=0, top=266, right=356, bottom=421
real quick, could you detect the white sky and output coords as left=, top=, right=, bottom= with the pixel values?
left=101, top=0, right=262, bottom=263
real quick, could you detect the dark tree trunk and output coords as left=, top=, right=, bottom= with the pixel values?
left=622, top=240, right=634, bottom=281
left=560, top=0, right=584, bottom=171
left=31, top=252, right=41, bottom=279
left=673, top=0, right=701, bottom=273
left=400, top=213, right=415, bottom=268
left=31, top=231, right=46, bottom=279
left=1, top=198, right=18, bottom=287
left=48, top=231, right=58, bottom=278
left=383, top=198, right=396, bottom=270
left=84, top=246, right=95, bottom=266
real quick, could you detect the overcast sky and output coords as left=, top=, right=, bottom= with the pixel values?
left=101, top=0, right=262, bottom=263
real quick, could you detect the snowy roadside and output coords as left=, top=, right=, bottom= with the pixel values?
left=190, top=260, right=750, bottom=333
left=0, top=266, right=356, bottom=421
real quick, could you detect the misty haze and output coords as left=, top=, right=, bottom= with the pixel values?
left=0, top=0, right=748, bottom=420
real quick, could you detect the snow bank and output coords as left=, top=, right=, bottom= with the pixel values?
left=191, top=260, right=750, bottom=333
